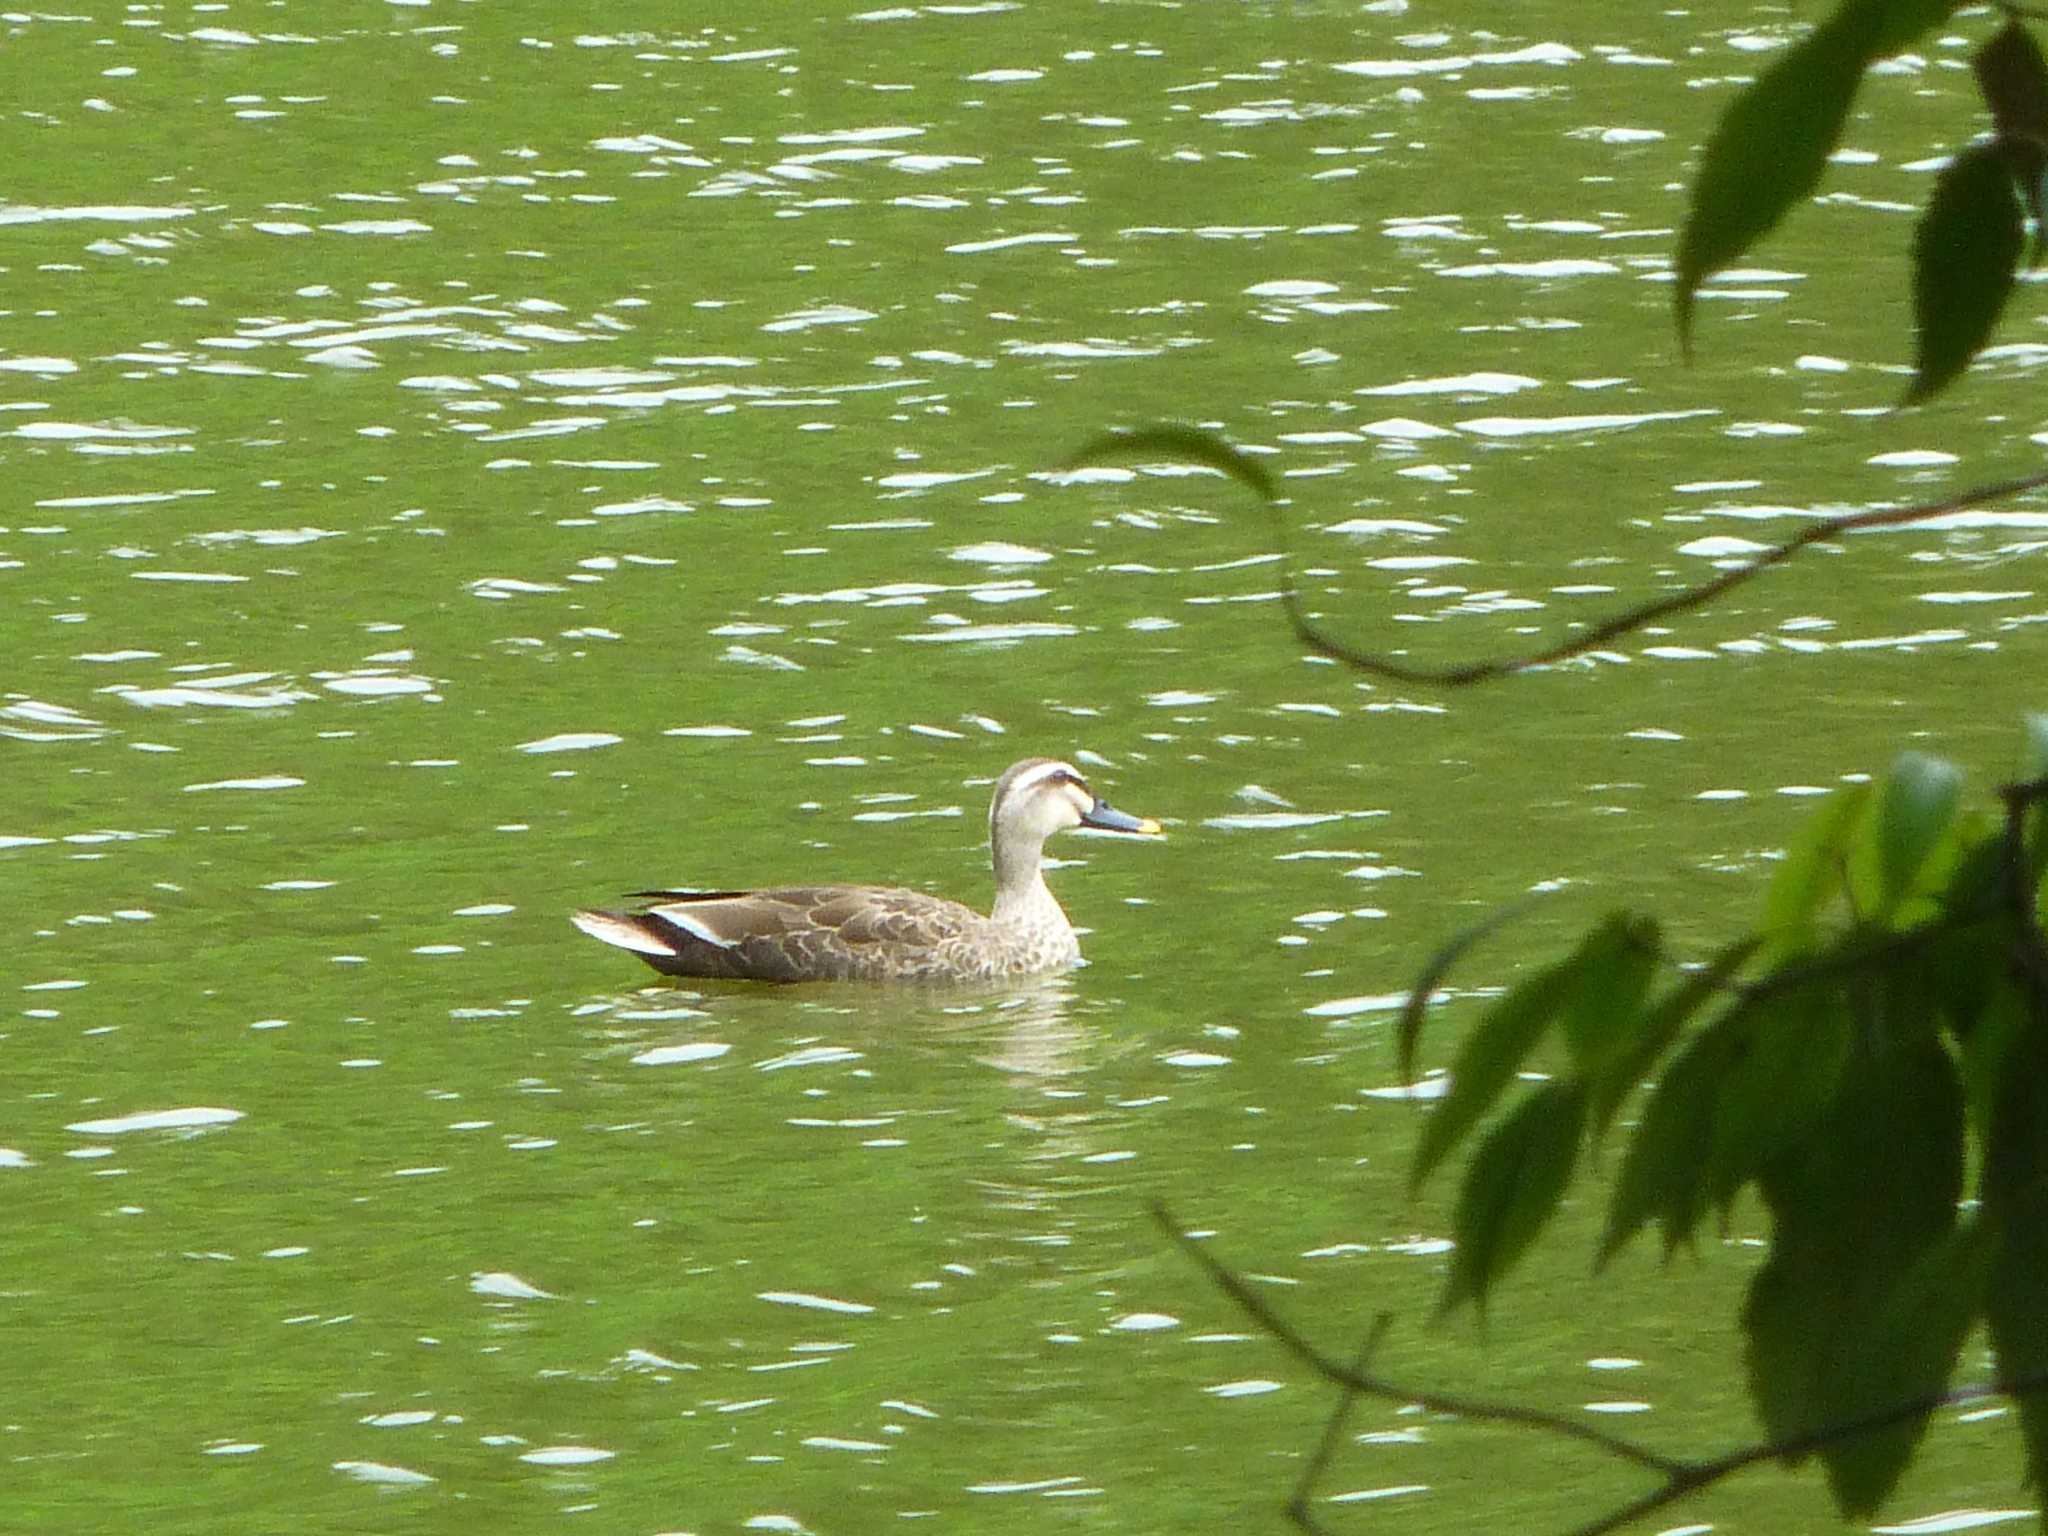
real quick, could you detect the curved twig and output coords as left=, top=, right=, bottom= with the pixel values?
left=1288, top=1315, right=1394, bottom=1535
left=1562, top=1372, right=2048, bottom=1536
left=1147, top=1200, right=1686, bottom=1475
left=1155, top=1198, right=2048, bottom=1534
left=1064, top=427, right=2048, bottom=686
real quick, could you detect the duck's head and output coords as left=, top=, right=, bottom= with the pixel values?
left=989, top=757, right=1162, bottom=850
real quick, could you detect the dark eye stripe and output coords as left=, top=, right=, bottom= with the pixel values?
left=1010, top=760, right=1088, bottom=799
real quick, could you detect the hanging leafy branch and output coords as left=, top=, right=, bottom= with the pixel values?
left=1061, top=424, right=2048, bottom=685
left=1417, top=740, right=2048, bottom=1520
left=1153, top=734, right=2048, bottom=1533
left=1151, top=1201, right=2048, bottom=1536
left=1676, top=3, right=2048, bottom=402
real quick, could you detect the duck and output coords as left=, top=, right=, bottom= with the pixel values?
left=571, top=757, right=1162, bottom=983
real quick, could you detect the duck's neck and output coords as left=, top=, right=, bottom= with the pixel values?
left=992, top=837, right=1068, bottom=931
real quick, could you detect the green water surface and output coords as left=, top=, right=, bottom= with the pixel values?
left=4, top=3, right=2042, bottom=1532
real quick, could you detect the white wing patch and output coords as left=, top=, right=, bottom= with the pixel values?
left=571, top=909, right=678, bottom=957
left=651, top=903, right=742, bottom=949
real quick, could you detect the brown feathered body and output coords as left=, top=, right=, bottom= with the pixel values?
left=578, top=883, right=1081, bottom=983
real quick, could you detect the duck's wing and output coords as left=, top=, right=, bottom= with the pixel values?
left=573, top=884, right=985, bottom=982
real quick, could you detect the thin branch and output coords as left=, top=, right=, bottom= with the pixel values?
left=1156, top=1198, right=2048, bottom=1536
left=1287, top=1315, right=1393, bottom=1535
left=1066, top=426, right=2048, bottom=687
left=1637, top=873, right=2011, bottom=1015
left=1724, top=918, right=1956, bottom=1005
left=1562, top=1373, right=2048, bottom=1536
left=1278, top=464, right=2048, bottom=683
left=1148, top=1200, right=1686, bottom=1475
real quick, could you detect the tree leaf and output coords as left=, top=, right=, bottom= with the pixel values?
left=1556, top=911, right=1660, bottom=1078
left=1903, top=143, right=2023, bottom=405
left=1838, top=1222, right=1989, bottom=1509
left=1962, top=18, right=2040, bottom=282
left=1677, top=0, right=1959, bottom=345
left=1956, top=982, right=2029, bottom=1138
left=1902, top=886, right=2006, bottom=1046
left=1982, top=1019, right=2048, bottom=1493
left=1974, top=20, right=2048, bottom=148
left=1752, top=1020, right=1963, bottom=1235
left=1973, top=10, right=2048, bottom=262
left=1760, top=781, right=1872, bottom=960
left=1701, top=986, right=1854, bottom=1216
left=1599, top=1009, right=1752, bottom=1265
left=1868, top=0, right=1964, bottom=56
left=1675, top=3, right=1879, bottom=346
left=1743, top=1023, right=1965, bottom=1506
left=1440, top=1081, right=1586, bottom=1317
left=1410, top=958, right=1575, bottom=1194
left=1873, top=750, right=1966, bottom=913
left=1588, top=936, right=1761, bottom=1147
left=1061, top=423, right=1278, bottom=503
left=1924, top=813, right=2001, bottom=916
left=1814, top=1224, right=1986, bottom=1514
left=1396, top=897, right=1541, bottom=1084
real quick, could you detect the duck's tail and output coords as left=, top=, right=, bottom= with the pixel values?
left=569, top=908, right=681, bottom=959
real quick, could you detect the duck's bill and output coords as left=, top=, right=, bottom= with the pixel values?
left=1081, top=797, right=1164, bottom=836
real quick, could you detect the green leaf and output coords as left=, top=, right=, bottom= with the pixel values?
left=1897, top=804, right=1988, bottom=927
left=1061, top=424, right=1278, bottom=503
left=1874, top=751, right=1966, bottom=913
left=1411, top=914, right=1658, bottom=1193
left=1982, top=1020, right=2048, bottom=1493
left=1925, top=813, right=2001, bottom=911
left=1837, top=1223, right=1988, bottom=1510
left=1701, top=986, right=1853, bottom=1216
left=1815, top=1224, right=1987, bottom=1515
left=1676, top=4, right=1880, bottom=346
left=1976, top=20, right=2048, bottom=131
left=1744, top=1024, right=1965, bottom=1506
left=1410, top=959, right=1575, bottom=1194
left=1600, top=1010, right=1752, bottom=1264
left=1761, top=782, right=1872, bottom=959
left=1903, top=143, right=2023, bottom=405
left=1396, top=898, right=1540, bottom=1084
left=1440, top=1081, right=1586, bottom=1316
left=1975, top=21, right=2048, bottom=259
left=1677, top=0, right=1959, bottom=344
left=1974, top=21, right=2048, bottom=181
left=1753, top=1018, right=1964, bottom=1225
left=1868, top=0, right=1963, bottom=56
left=1588, top=936, right=1760, bottom=1147
left=1905, top=895, right=2006, bottom=1044
left=1957, top=984, right=2030, bottom=1135
left=1556, top=912, right=1660, bottom=1078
